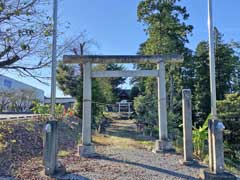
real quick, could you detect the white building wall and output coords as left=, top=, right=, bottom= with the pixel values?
left=0, top=75, right=44, bottom=107
left=0, top=75, right=44, bottom=102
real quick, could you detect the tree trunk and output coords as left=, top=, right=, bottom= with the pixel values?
left=170, top=73, right=174, bottom=113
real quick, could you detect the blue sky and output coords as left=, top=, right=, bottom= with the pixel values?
left=4, top=0, right=240, bottom=97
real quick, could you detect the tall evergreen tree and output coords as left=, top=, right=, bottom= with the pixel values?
left=193, top=41, right=211, bottom=124
left=214, top=28, right=239, bottom=99
left=137, top=0, right=193, bottom=55
left=133, top=0, right=194, bottom=134
left=193, top=28, right=239, bottom=125
left=93, top=64, right=126, bottom=101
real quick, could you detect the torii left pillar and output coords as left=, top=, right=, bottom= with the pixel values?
left=78, top=61, right=95, bottom=157
left=154, top=62, right=174, bottom=153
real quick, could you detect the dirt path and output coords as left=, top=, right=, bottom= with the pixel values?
left=106, top=119, right=140, bottom=138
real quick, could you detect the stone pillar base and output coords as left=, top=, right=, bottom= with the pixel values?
left=153, top=140, right=175, bottom=153
left=42, top=161, right=66, bottom=177
left=200, top=169, right=237, bottom=180
left=180, top=159, right=197, bottom=166
left=53, top=161, right=66, bottom=177
left=78, top=144, right=95, bottom=157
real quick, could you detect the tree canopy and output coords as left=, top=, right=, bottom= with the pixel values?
left=133, top=0, right=193, bottom=136
left=193, top=28, right=240, bottom=124
left=0, top=0, right=52, bottom=77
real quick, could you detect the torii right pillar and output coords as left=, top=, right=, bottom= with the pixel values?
left=154, top=61, right=174, bottom=153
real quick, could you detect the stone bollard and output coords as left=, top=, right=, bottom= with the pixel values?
left=200, top=119, right=237, bottom=180
left=181, top=89, right=194, bottom=165
left=43, top=120, right=58, bottom=176
left=213, top=120, right=225, bottom=174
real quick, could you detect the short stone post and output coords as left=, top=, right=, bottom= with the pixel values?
left=201, top=119, right=237, bottom=180
left=128, top=102, right=131, bottom=117
left=212, top=120, right=225, bottom=174
left=182, top=89, right=193, bottom=165
left=43, top=121, right=58, bottom=175
left=208, top=119, right=214, bottom=172
left=128, top=103, right=131, bottom=113
left=79, top=62, right=95, bottom=157
left=154, top=62, right=173, bottom=153
left=118, top=103, right=121, bottom=114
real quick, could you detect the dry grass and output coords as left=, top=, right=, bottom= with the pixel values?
left=92, top=134, right=154, bottom=151
left=58, top=150, right=71, bottom=157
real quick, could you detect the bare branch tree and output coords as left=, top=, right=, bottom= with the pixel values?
left=0, top=0, right=53, bottom=71
left=62, top=31, right=100, bottom=77
left=0, top=90, right=12, bottom=112
left=11, top=89, right=36, bottom=112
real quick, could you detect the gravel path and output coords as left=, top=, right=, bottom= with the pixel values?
left=59, top=146, right=204, bottom=180
left=2, top=119, right=238, bottom=180
left=59, top=119, right=205, bottom=180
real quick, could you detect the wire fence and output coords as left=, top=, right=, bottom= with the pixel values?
left=0, top=114, right=49, bottom=122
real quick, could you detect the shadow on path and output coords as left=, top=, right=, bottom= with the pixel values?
left=57, top=173, right=90, bottom=180
left=93, top=155, right=199, bottom=180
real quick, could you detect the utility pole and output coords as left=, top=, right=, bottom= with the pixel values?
left=50, top=0, right=58, bottom=118
left=170, top=71, right=174, bottom=113
left=208, top=0, right=217, bottom=120
left=207, top=0, right=219, bottom=173
left=43, top=0, right=60, bottom=176
left=201, top=2, right=236, bottom=178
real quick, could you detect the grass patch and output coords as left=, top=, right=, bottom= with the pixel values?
left=225, top=158, right=240, bottom=176
left=92, top=134, right=154, bottom=150
left=0, top=142, right=7, bottom=153
left=225, top=164, right=240, bottom=176
left=58, top=150, right=71, bottom=157
left=103, top=112, right=119, bottom=120
left=25, top=123, right=35, bottom=132
left=138, top=140, right=154, bottom=150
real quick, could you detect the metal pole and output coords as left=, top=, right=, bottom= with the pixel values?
left=50, top=0, right=58, bottom=118
left=43, top=0, right=59, bottom=175
left=208, top=0, right=217, bottom=119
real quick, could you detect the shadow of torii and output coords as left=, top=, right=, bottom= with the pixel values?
left=92, top=154, right=205, bottom=180
left=57, top=173, right=90, bottom=180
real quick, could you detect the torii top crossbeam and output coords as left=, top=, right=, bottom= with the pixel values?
left=63, top=54, right=183, bottom=64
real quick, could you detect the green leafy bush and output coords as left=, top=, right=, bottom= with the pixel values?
left=217, top=93, right=240, bottom=165
left=31, top=101, right=64, bottom=118
left=31, top=101, right=50, bottom=115
left=192, top=119, right=208, bottom=159
left=55, top=104, right=64, bottom=117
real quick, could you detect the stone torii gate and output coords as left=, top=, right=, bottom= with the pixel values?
left=63, top=54, right=183, bottom=157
